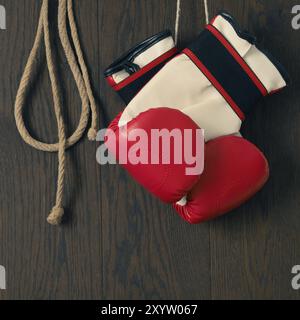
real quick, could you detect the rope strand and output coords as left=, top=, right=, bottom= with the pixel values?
left=203, top=0, right=210, bottom=24
left=66, top=0, right=98, bottom=140
left=14, top=0, right=98, bottom=225
left=174, top=0, right=181, bottom=45
left=174, top=0, right=210, bottom=43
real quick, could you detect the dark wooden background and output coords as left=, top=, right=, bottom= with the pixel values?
left=0, top=0, right=299, bottom=300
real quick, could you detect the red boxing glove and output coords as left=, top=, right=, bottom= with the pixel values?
left=174, top=136, right=269, bottom=223
left=105, top=107, right=204, bottom=203
left=104, top=30, right=204, bottom=203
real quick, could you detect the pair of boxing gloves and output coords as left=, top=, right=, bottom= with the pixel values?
left=104, top=12, right=289, bottom=223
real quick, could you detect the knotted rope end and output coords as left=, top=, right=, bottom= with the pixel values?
left=47, top=206, right=64, bottom=225
left=88, top=128, right=97, bottom=141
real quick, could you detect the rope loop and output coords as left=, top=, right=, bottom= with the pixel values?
left=14, top=0, right=98, bottom=225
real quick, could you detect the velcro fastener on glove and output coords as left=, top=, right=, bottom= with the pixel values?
left=184, top=12, right=289, bottom=117
left=104, top=30, right=178, bottom=104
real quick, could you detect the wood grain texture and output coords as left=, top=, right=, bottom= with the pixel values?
left=99, top=0, right=211, bottom=300
left=0, top=0, right=299, bottom=300
left=208, top=0, right=300, bottom=300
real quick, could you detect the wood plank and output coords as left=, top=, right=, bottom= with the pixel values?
left=209, top=0, right=300, bottom=300
left=0, top=0, right=103, bottom=299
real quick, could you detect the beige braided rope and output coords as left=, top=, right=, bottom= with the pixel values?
left=14, top=0, right=98, bottom=225
left=175, top=0, right=210, bottom=44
